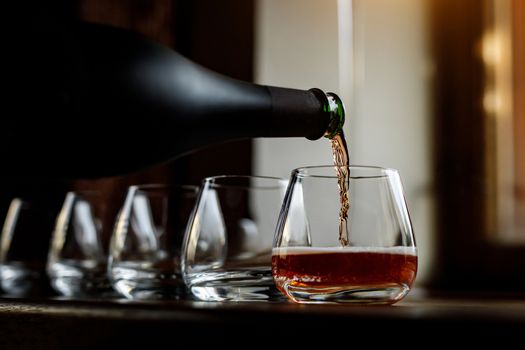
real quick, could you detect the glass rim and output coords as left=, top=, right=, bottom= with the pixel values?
left=292, top=165, right=399, bottom=179
left=203, top=175, right=288, bottom=189
left=129, top=184, right=199, bottom=193
left=66, top=189, right=102, bottom=196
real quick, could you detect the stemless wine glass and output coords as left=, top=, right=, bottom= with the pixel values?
left=47, top=190, right=116, bottom=297
left=109, top=185, right=198, bottom=300
left=182, top=175, right=288, bottom=302
left=272, top=165, right=417, bottom=304
left=0, top=198, right=57, bottom=296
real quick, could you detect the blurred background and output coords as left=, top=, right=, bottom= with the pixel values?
left=1, top=0, right=523, bottom=291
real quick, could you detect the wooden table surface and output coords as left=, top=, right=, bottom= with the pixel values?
left=1, top=289, right=524, bottom=348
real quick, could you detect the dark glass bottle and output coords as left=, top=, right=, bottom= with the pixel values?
left=3, top=22, right=344, bottom=179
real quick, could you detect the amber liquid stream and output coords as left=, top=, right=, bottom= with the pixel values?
left=330, top=132, right=350, bottom=247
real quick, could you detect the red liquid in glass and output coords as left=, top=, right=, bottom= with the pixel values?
left=272, top=247, right=417, bottom=294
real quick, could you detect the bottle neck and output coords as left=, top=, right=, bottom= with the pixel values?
left=309, top=89, right=345, bottom=139
left=266, top=86, right=346, bottom=140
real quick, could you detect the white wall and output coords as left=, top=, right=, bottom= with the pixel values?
left=254, top=0, right=341, bottom=176
left=254, top=0, right=435, bottom=284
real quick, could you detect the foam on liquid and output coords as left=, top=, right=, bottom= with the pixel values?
left=272, top=246, right=417, bottom=256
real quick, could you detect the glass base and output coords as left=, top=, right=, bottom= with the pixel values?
left=112, top=279, right=187, bottom=300
left=0, top=263, right=48, bottom=297
left=281, top=283, right=411, bottom=305
left=187, top=268, right=284, bottom=302
left=110, top=263, right=186, bottom=300
left=190, top=285, right=284, bottom=302
left=50, top=277, right=115, bottom=298
left=48, top=261, right=114, bottom=297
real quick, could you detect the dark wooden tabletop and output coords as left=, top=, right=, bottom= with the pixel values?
left=1, top=289, right=524, bottom=348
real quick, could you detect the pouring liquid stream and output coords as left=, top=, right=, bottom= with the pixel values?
left=330, top=131, right=350, bottom=247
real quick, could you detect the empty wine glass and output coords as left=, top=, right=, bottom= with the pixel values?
left=272, top=165, right=417, bottom=304
left=47, top=190, right=116, bottom=297
left=182, top=175, right=288, bottom=302
left=0, top=198, right=57, bottom=296
left=109, top=185, right=197, bottom=299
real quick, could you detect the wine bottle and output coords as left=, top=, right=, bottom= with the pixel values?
left=3, top=22, right=344, bottom=179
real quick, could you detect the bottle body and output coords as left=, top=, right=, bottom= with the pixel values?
left=3, top=22, right=344, bottom=178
